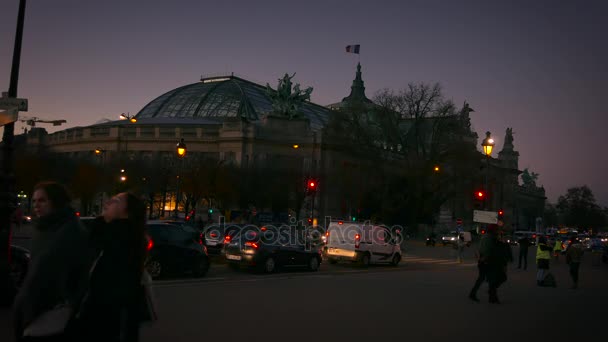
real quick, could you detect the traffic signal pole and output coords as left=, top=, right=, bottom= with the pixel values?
left=1, top=0, right=27, bottom=306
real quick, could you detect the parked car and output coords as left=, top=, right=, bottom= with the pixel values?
left=224, top=225, right=322, bottom=273
left=324, top=222, right=401, bottom=266
left=10, top=244, right=31, bottom=290
left=145, top=223, right=210, bottom=279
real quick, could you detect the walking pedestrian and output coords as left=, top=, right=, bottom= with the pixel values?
left=486, top=234, right=513, bottom=304
left=74, top=192, right=148, bottom=342
left=457, top=235, right=466, bottom=263
left=553, top=238, right=563, bottom=262
left=517, top=233, right=530, bottom=270
left=536, top=237, right=552, bottom=286
left=565, top=237, right=584, bottom=289
left=12, top=181, right=90, bottom=341
left=468, top=225, right=499, bottom=303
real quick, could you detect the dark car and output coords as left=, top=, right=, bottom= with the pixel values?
left=202, top=223, right=248, bottom=256
left=10, top=244, right=31, bottom=290
left=145, top=223, right=210, bottom=279
left=223, top=225, right=322, bottom=273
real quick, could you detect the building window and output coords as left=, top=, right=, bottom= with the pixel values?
left=140, top=127, right=155, bottom=138
left=159, top=127, right=176, bottom=138
left=91, top=127, right=110, bottom=137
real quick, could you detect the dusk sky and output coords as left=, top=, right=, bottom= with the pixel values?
left=1, top=0, right=606, bottom=205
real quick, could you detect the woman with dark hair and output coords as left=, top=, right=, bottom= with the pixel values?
left=75, top=192, right=148, bottom=342
left=13, top=181, right=90, bottom=341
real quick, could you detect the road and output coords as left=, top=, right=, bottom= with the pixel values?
left=3, top=234, right=608, bottom=341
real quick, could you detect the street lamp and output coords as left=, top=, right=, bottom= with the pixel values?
left=174, top=139, right=187, bottom=219
left=94, top=148, right=107, bottom=212
left=120, top=112, right=137, bottom=123
left=433, top=165, right=440, bottom=173
left=481, top=131, right=495, bottom=210
left=481, top=131, right=495, bottom=157
left=1, top=0, right=27, bottom=306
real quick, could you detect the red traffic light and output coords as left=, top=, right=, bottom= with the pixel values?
left=498, top=209, right=504, bottom=216
left=475, top=190, right=485, bottom=199
left=309, top=181, right=316, bottom=188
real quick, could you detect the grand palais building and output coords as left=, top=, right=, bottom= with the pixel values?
left=17, top=65, right=546, bottom=232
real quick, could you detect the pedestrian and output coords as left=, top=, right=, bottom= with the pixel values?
left=565, top=237, right=584, bottom=289
left=486, top=233, right=513, bottom=303
left=468, top=225, right=499, bottom=303
left=517, top=233, right=530, bottom=270
left=457, top=234, right=466, bottom=263
left=74, top=192, right=149, bottom=342
left=536, top=236, right=552, bottom=286
left=12, top=181, right=90, bottom=341
left=553, top=238, right=563, bottom=262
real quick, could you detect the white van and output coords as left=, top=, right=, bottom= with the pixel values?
left=324, top=222, right=402, bottom=266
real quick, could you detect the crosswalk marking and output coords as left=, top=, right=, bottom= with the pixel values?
left=403, top=255, right=476, bottom=267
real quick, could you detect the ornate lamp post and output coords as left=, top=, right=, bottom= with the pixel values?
left=174, top=139, right=186, bottom=219
left=481, top=131, right=495, bottom=210
left=119, top=113, right=137, bottom=160
left=94, top=148, right=107, bottom=213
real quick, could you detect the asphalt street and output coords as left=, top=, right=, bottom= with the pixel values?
left=3, top=234, right=607, bottom=341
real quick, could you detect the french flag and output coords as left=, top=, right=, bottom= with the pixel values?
left=345, top=45, right=360, bottom=54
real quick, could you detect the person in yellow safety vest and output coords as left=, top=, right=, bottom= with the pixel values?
left=553, top=238, right=563, bottom=262
left=536, top=237, right=552, bottom=286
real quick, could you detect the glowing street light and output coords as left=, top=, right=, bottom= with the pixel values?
left=481, top=131, right=495, bottom=157
left=120, top=112, right=137, bottom=123
left=176, top=138, right=187, bottom=158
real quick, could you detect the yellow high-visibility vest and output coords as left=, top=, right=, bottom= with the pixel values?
left=537, top=244, right=551, bottom=260
left=553, top=240, right=563, bottom=251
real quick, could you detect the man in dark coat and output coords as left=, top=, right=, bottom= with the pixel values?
left=517, top=233, right=530, bottom=270
left=13, top=183, right=90, bottom=341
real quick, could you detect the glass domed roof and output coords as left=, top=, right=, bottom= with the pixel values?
left=135, top=76, right=331, bottom=130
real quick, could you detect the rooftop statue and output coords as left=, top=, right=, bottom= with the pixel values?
left=505, top=127, right=514, bottom=146
left=521, top=168, right=539, bottom=188
left=266, top=73, right=313, bottom=119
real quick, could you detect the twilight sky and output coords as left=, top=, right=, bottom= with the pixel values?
left=1, top=0, right=606, bottom=205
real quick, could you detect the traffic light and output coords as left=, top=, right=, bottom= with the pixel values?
left=352, top=216, right=356, bottom=222
left=208, top=208, right=213, bottom=214
left=497, top=209, right=504, bottom=220
left=474, top=190, right=485, bottom=209
left=307, top=179, right=317, bottom=193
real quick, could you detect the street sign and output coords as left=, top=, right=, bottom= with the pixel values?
left=0, top=107, right=18, bottom=125
left=473, top=210, right=498, bottom=224
left=0, top=95, right=28, bottom=112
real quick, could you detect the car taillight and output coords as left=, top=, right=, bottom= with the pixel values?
left=224, top=235, right=232, bottom=244
left=147, top=239, right=154, bottom=251
left=355, top=233, right=361, bottom=249
left=199, top=233, right=204, bottom=246
left=210, top=232, right=218, bottom=238
left=244, top=241, right=259, bottom=249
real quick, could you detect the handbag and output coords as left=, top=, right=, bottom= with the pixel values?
left=140, top=269, right=158, bottom=323
left=22, top=304, right=73, bottom=337
left=23, top=250, right=105, bottom=337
